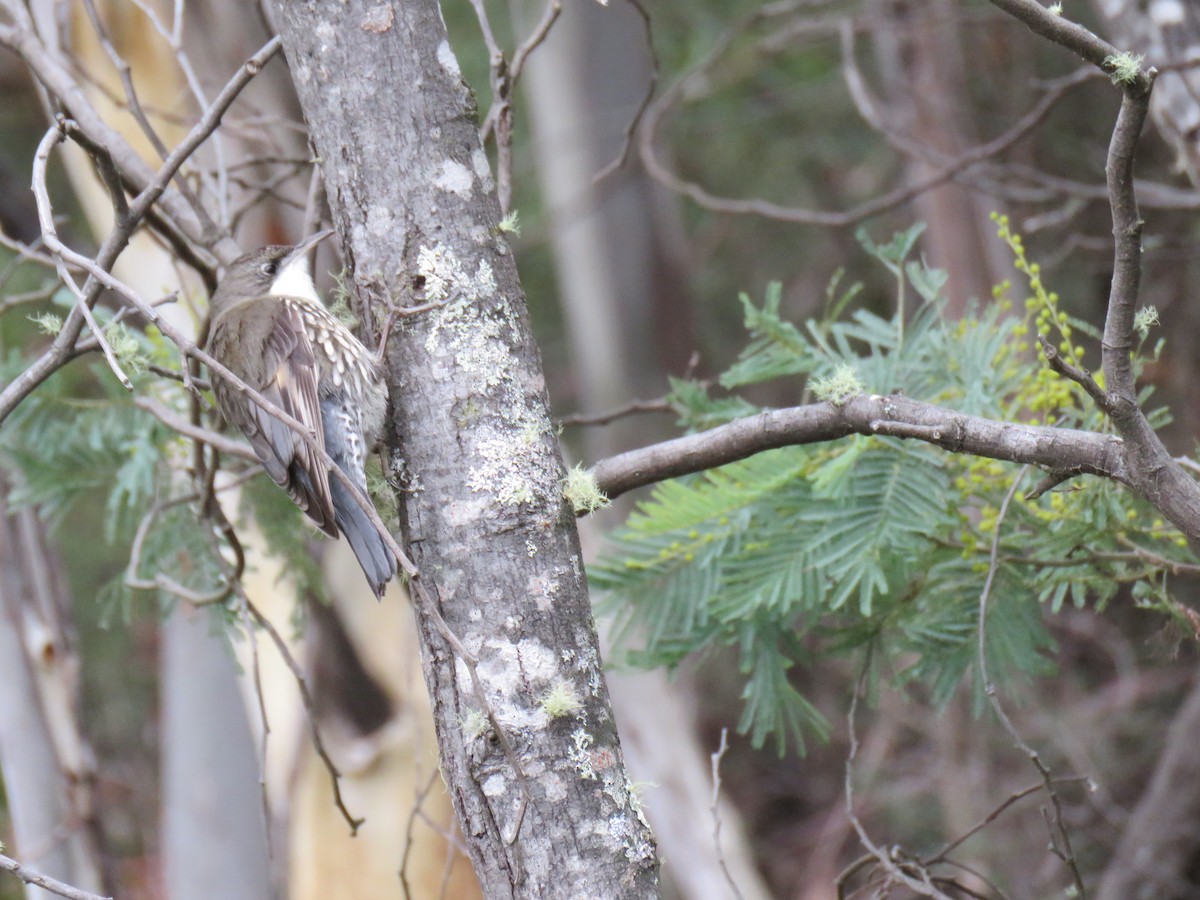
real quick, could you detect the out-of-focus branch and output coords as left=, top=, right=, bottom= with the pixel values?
left=133, top=396, right=257, bottom=461
left=0, top=854, right=110, bottom=900
left=31, top=125, right=132, bottom=390
left=473, top=0, right=562, bottom=213
left=0, top=1, right=233, bottom=260
left=0, top=35, right=282, bottom=425
left=637, top=4, right=1100, bottom=227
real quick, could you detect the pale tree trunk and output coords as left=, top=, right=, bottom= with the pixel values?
left=160, top=611, right=273, bottom=900
left=274, top=2, right=661, bottom=896
left=0, top=472, right=106, bottom=900
left=519, top=0, right=692, bottom=460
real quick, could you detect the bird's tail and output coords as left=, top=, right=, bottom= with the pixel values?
left=330, top=474, right=397, bottom=599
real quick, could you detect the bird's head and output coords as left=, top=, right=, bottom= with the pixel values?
left=209, top=229, right=334, bottom=316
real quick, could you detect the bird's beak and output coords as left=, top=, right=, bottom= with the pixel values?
left=284, top=228, right=335, bottom=270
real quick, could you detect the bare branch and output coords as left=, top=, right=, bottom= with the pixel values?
left=0, top=35, right=283, bottom=425
left=557, top=396, right=674, bottom=428
left=636, top=3, right=1087, bottom=228
left=133, top=396, right=257, bottom=461
left=1101, top=78, right=1156, bottom=409
left=708, top=729, right=745, bottom=900
left=474, top=0, right=562, bottom=214
left=1037, top=335, right=1110, bottom=411
left=31, top=124, right=132, bottom=390
left=241, top=592, right=365, bottom=835
left=589, top=393, right=1128, bottom=502
left=987, top=0, right=1149, bottom=88
left=0, top=853, right=110, bottom=900
left=594, top=0, right=657, bottom=183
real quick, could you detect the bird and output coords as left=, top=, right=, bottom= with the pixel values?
left=205, top=230, right=397, bottom=598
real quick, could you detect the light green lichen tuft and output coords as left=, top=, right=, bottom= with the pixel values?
left=460, top=709, right=488, bottom=740
left=1104, top=51, right=1144, bottom=85
left=28, top=311, right=62, bottom=335
left=1134, top=305, right=1159, bottom=338
left=811, top=363, right=864, bottom=406
left=539, top=680, right=583, bottom=719
left=1048, top=2, right=1062, bottom=15
left=496, top=210, right=521, bottom=235
left=563, top=464, right=611, bottom=514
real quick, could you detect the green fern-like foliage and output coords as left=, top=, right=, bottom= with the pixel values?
left=593, top=222, right=1195, bottom=753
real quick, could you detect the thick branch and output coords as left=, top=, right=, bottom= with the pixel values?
left=590, top=394, right=1128, bottom=500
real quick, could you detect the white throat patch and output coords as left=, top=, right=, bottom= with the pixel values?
left=269, top=257, right=321, bottom=303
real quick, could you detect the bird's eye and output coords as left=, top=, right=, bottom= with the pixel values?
left=260, top=260, right=278, bottom=278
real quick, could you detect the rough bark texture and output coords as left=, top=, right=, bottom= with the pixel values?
left=273, top=3, right=661, bottom=896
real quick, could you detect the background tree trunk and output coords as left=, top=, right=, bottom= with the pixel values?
left=273, top=1, right=661, bottom=896
left=0, top=471, right=106, bottom=900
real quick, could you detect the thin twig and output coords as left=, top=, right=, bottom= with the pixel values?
left=510, top=0, right=562, bottom=82
left=124, top=495, right=236, bottom=605
left=594, top=0, right=657, bottom=183
left=31, top=124, right=132, bottom=390
left=242, top=594, right=365, bottom=834
left=558, top=397, right=674, bottom=428
left=400, top=768, right=442, bottom=900
left=842, top=659, right=955, bottom=899
left=0, top=853, right=110, bottom=900
left=976, top=465, right=1088, bottom=897
left=474, top=0, right=561, bottom=213
left=134, top=395, right=257, bottom=461
left=708, top=729, right=745, bottom=900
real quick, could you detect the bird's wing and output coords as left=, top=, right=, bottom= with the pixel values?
left=218, top=300, right=338, bottom=536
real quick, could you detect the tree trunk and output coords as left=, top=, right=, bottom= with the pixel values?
left=273, top=3, right=661, bottom=897
left=0, top=472, right=106, bottom=900
left=161, top=609, right=274, bottom=900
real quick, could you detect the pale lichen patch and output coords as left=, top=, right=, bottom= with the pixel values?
left=366, top=204, right=394, bottom=236
left=471, top=149, right=495, bottom=194
left=437, top=40, right=462, bottom=78
left=570, top=729, right=597, bottom=780
left=433, top=158, right=474, bottom=198
left=481, top=772, right=507, bottom=797
left=416, top=244, right=557, bottom=510
left=542, top=772, right=567, bottom=802
left=467, top=424, right=556, bottom=508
